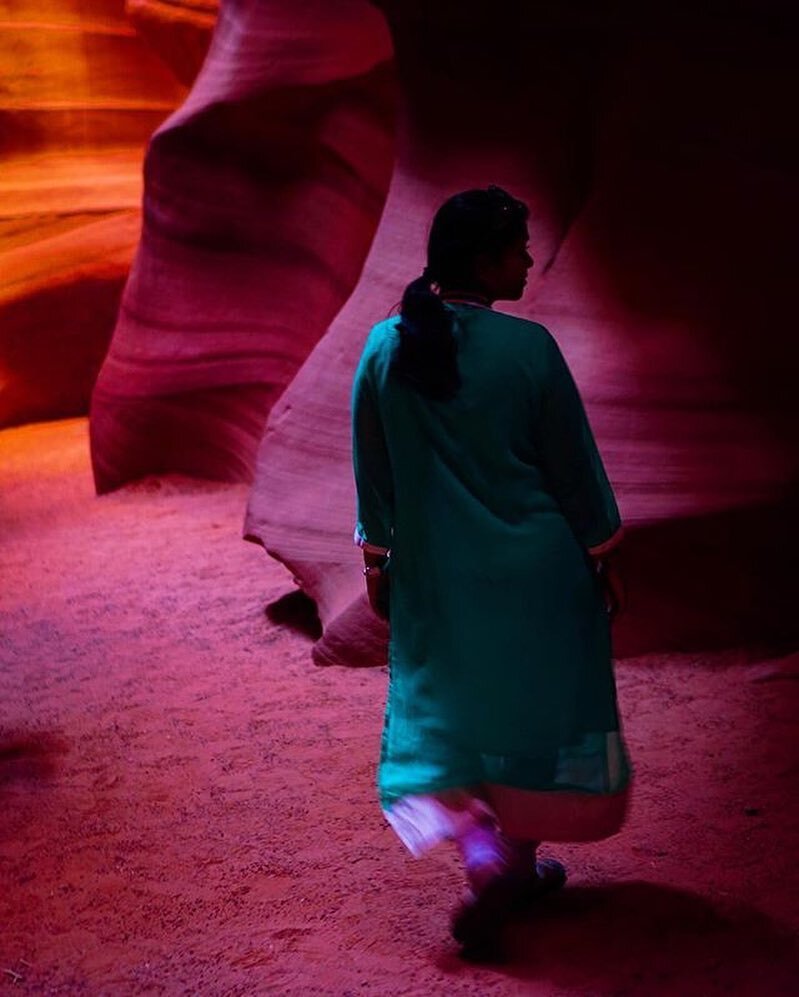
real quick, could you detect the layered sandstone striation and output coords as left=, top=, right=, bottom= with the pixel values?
left=0, top=0, right=188, bottom=428
left=89, top=0, right=396, bottom=492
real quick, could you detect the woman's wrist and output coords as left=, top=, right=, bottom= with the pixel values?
left=363, top=550, right=389, bottom=570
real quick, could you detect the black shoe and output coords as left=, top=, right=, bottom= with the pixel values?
left=451, top=872, right=520, bottom=961
left=509, top=857, right=567, bottom=914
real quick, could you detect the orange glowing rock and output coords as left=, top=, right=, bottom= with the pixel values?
left=0, top=0, right=187, bottom=427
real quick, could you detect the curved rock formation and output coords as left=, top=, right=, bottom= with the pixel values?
left=125, top=0, right=218, bottom=86
left=0, top=0, right=187, bottom=428
left=244, top=1, right=799, bottom=661
left=89, top=0, right=396, bottom=492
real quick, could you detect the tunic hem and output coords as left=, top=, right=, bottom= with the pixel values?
left=384, top=783, right=631, bottom=857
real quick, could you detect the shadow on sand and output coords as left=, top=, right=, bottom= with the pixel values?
left=0, top=731, right=68, bottom=784
left=265, top=589, right=323, bottom=640
left=436, top=881, right=797, bottom=993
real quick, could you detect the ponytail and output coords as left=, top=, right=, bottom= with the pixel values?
left=390, top=185, right=528, bottom=402
left=391, top=270, right=460, bottom=402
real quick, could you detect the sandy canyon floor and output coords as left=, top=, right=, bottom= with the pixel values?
left=1, top=418, right=797, bottom=995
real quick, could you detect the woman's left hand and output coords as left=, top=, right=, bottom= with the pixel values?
left=363, top=554, right=390, bottom=620
left=365, top=568, right=390, bottom=620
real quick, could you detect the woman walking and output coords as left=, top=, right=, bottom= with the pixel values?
left=351, top=186, right=630, bottom=958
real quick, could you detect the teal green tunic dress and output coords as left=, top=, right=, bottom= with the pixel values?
left=351, top=303, right=630, bottom=823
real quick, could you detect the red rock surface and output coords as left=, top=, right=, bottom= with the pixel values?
left=126, top=0, right=218, bottom=86
left=0, top=1, right=187, bottom=428
left=89, top=0, right=396, bottom=492
left=244, top=2, right=799, bottom=664
left=1, top=417, right=798, bottom=992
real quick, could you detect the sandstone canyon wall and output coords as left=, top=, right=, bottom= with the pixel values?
left=0, top=0, right=192, bottom=428
left=76, top=1, right=799, bottom=660
left=243, top=2, right=799, bottom=661
left=89, top=0, right=396, bottom=491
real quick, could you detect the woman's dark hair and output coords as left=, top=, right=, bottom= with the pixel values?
left=391, top=184, right=529, bottom=401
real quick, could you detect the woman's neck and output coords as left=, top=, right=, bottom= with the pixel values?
left=439, top=288, right=493, bottom=308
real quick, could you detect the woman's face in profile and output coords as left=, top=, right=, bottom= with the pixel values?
left=477, top=229, right=534, bottom=301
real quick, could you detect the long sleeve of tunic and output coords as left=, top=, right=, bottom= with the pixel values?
left=352, top=361, right=394, bottom=554
left=534, top=332, right=622, bottom=554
